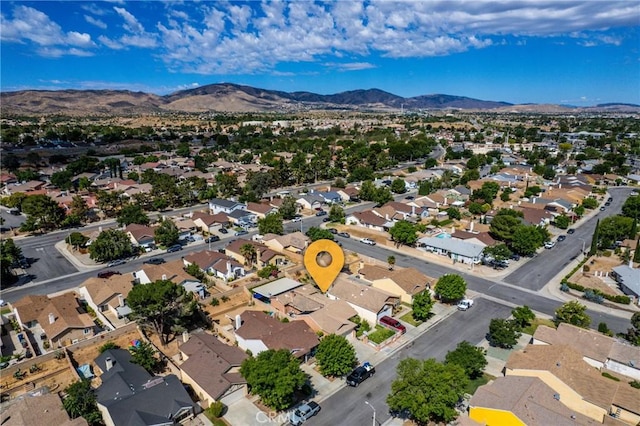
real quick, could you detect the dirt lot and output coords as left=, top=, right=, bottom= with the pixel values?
left=70, top=327, right=143, bottom=367
left=568, top=255, right=627, bottom=296
left=1, top=356, right=74, bottom=399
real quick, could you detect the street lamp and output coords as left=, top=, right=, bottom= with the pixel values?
left=364, top=401, right=376, bottom=426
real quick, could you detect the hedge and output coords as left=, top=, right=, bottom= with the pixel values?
left=559, top=257, right=631, bottom=305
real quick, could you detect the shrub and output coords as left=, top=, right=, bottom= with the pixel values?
left=582, top=265, right=590, bottom=272
left=602, top=250, right=612, bottom=257
left=207, top=401, right=225, bottom=418
left=560, top=283, right=570, bottom=292
left=210, top=298, right=219, bottom=306
left=602, top=372, right=620, bottom=381
left=99, top=342, right=120, bottom=353
left=583, top=289, right=604, bottom=304
left=221, top=295, right=230, bottom=303
left=630, top=380, right=640, bottom=389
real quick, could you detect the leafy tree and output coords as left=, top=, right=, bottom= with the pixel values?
left=185, top=263, right=207, bottom=281
left=20, top=194, right=66, bottom=232
left=154, top=219, right=179, bottom=247
left=634, top=238, right=640, bottom=263
left=390, top=178, right=407, bottom=194
left=622, top=196, right=640, bottom=219
left=389, top=220, right=419, bottom=246
left=240, top=349, right=307, bottom=411
left=500, top=188, right=513, bottom=202
left=359, top=180, right=377, bottom=201
left=487, top=318, right=521, bottom=349
left=387, top=358, right=468, bottom=424
left=490, top=214, right=522, bottom=242
left=88, top=229, right=134, bottom=262
left=418, top=180, right=433, bottom=196
left=279, top=195, right=298, bottom=220
left=315, top=334, right=357, bottom=377
left=446, top=207, right=461, bottom=220
left=512, top=225, right=545, bottom=256
left=412, top=290, right=434, bottom=322
left=240, top=243, right=257, bottom=266
left=445, top=341, right=487, bottom=379
left=374, top=186, right=394, bottom=206
left=328, top=204, right=345, bottom=222
left=117, top=203, right=150, bottom=226
left=434, top=274, right=466, bottom=303
left=1, top=192, right=28, bottom=209
left=554, top=301, right=591, bottom=329
left=554, top=214, right=570, bottom=229
left=483, top=243, right=512, bottom=261
left=305, top=226, right=334, bottom=242
left=598, top=216, right=634, bottom=248
left=574, top=205, right=585, bottom=218
left=472, top=182, right=500, bottom=204
left=582, top=197, right=598, bottom=209
left=258, top=213, right=284, bottom=235
left=257, top=264, right=278, bottom=279
left=130, top=341, right=161, bottom=373
left=387, top=255, right=396, bottom=270
left=128, top=279, right=198, bottom=345
left=67, top=232, right=89, bottom=250
left=216, top=173, right=240, bottom=198
left=69, top=195, right=90, bottom=223
left=468, top=202, right=484, bottom=215
left=511, top=305, right=536, bottom=329
left=589, top=218, right=600, bottom=255
left=1, top=238, right=22, bottom=284
left=62, top=380, right=102, bottom=425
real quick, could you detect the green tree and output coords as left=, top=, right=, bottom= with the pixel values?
left=554, top=301, right=591, bottom=329
left=128, top=279, right=198, bottom=345
left=374, top=186, right=394, bottom=206
left=512, top=225, right=545, bottom=256
left=446, top=207, right=461, bottom=220
left=1, top=192, right=28, bottom=209
left=117, top=203, right=150, bottom=226
left=488, top=318, right=521, bottom=349
left=315, top=334, right=357, bottom=377
left=67, top=232, right=89, bottom=250
left=279, top=195, right=298, bottom=220
left=216, top=173, right=240, bottom=197
left=434, top=274, right=467, bottom=303
left=574, top=205, right=585, bottom=218
left=387, top=255, right=396, bottom=270
left=358, top=180, right=377, bottom=202
left=240, top=349, right=307, bottom=411
left=20, top=194, right=66, bottom=232
left=62, top=380, right=102, bottom=425
left=257, top=264, right=278, bottom=279
left=582, top=197, right=598, bottom=209
left=511, top=305, right=536, bottom=330
left=185, top=262, right=207, bottom=281
left=387, top=358, right=468, bottom=424
left=1, top=238, right=22, bottom=284
left=328, top=204, right=345, bottom=222
left=598, top=216, right=634, bottom=248
left=554, top=214, right=570, bottom=229
left=305, top=226, right=334, bottom=242
left=468, top=202, right=484, bottom=215
left=444, top=341, right=487, bottom=379
left=483, top=243, right=512, bottom=262
left=258, top=213, right=284, bottom=235
left=389, top=220, right=418, bottom=246
left=240, top=243, right=257, bottom=266
left=622, top=196, right=640, bottom=219
left=69, top=195, right=90, bottom=223
left=129, top=341, right=161, bottom=373
left=589, top=218, right=600, bottom=255
left=390, top=178, right=407, bottom=194
left=634, top=238, right=640, bottom=263
left=412, top=290, right=434, bottom=322
left=154, top=219, right=180, bottom=247
left=88, top=229, right=135, bottom=262
left=489, top=214, right=522, bottom=242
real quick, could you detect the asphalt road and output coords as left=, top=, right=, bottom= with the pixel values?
left=306, top=298, right=513, bottom=426
left=504, top=187, right=634, bottom=291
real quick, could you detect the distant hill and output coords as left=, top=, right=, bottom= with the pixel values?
left=1, top=83, right=637, bottom=115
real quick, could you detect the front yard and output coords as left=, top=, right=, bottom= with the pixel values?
left=367, top=325, right=396, bottom=344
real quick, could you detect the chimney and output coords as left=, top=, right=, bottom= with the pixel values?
left=99, top=226, right=103, bottom=233
left=235, top=314, right=242, bottom=330
left=411, top=205, right=416, bottom=216
left=226, top=260, right=232, bottom=274
left=48, top=313, right=55, bottom=324
left=118, top=294, right=124, bottom=307
left=162, top=274, right=167, bottom=280
left=469, top=221, right=474, bottom=232
left=105, top=357, right=114, bottom=371
left=182, top=330, right=189, bottom=343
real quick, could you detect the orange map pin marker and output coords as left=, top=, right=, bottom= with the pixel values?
left=303, top=239, right=345, bottom=293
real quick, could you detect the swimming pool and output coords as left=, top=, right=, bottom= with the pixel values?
left=435, top=232, right=451, bottom=239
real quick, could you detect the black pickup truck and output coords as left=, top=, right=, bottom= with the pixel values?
left=346, top=362, right=375, bottom=387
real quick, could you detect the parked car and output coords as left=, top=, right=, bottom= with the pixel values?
left=290, top=401, right=321, bottom=426
left=235, top=230, right=248, bottom=236
left=346, top=362, right=376, bottom=387
left=292, top=216, right=302, bottom=222
left=608, top=197, right=613, bottom=202
left=557, top=235, right=566, bottom=242
left=360, top=238, right=376, bottom=245
left=600, top=206, right=606, bottom=211
left=205, top=235, right=220, bottom=243
left=379, top=315, right=406, bottom=334
left=322, top=217, right=330, bottom=222
left=567, top=228, right=575, bottom=234
left=457, top=299, right=474, bottom=311
left=404, top=195, right=415, bottom=200
left=184, top=235, right=196, bottom=243
left=338, top=232, right=350, bottom=238
left=98, top=270, right=121, bottom=279
left=143, top=257, right=165, bottom=265
left=544, top=241, right=556, bottom=249
left=219, top=227, right=228, bottom=234
left=490, top=259, right=509, bottom=269
left=328, top=228, right=338, bottom=234
left=510, top=253, right=520, bottom=261
left=107, top=259, right=126, bottom=267
left=315, top=210, right=327, bottom=217
left=167, top=244, right=183, bottom=253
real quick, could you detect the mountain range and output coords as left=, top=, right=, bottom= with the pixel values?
left=1, top=83, right=638, bottom=115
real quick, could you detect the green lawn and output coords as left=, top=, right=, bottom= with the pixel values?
left=522, top=318, right=556, bottom=336
left=464, top=373, right=494, bottom=395
left=400, top=311, right=423, bottom=327
left=367, top=326, right=396, bottom=344
left=0, top=308, right=11, bottom=315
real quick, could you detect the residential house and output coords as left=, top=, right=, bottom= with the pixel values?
left=134, top=259, right=202, bottom=292
left=173, top=217, right=198, bottom=240
left=296, top=193, right=324, bottom=211
left=612, top=264, right=640, bottom=303
left=0, top=392, right=88, bottom=426
left=13, top=293, right=95, bottom=348
left=3, top=180, right=47, bottom=195
left=262, top=231, right=310, bottom=254
left=225, top=239, right=288, bottom=268
left=504, top=344, right=640, bottom=425
left=208, top=198, right=244, bottom=215
left=346, top=210, right=387, bottom=232
left=78, top=275, right=133, bottom=329
left=313, top=189, right=342, bottom=204
left=451, top=229, right=498, bottom=248
left=516, top=205, right=555, bottom=226
left=125, top=223, right=155, bottom=250
left=532, top=323, right=640, bottom=380
left=418, top=236, right=485, bottom=264
left=246, top=201, right=278, bottom=219
left=234, top=311, right=320, bottom=361
left=192, top=212, right=230, bottom=234
left=251, top=278, right=304, bottom=302
left=182, top=250, right=245, bottom=282
left=358, top=265, right=433, bottom=304
left=95, top=349, right=198, bottom=426
left=227, top=209, right=257, bottom=226
left=178, top=332, right=248, bottom=407
left=327, top=277, right=399, bottom=325
left=374, top=201, right=418, bottom=222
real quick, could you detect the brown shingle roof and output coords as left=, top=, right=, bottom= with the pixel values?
left=328, top=277, right=398, bottom=313
left=452, top=230, right=497, bottom=246
left=142, top=259, right=195, bottom=284
left=359, top=265, right=433, bottom=296
left=351, top=210, right=387, bottom=226
left=534, top=323, right=616, bottom=364
left=81, top=274, right=134, bottom=306
left=125, top=223, right=155, bottom=242
left=183, top=250, right=228, bottom=270
left=0, top=393, right=88, bottom=426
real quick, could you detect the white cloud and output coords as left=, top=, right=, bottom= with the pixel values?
left=108, top=6, right=157, bottom=49
left=84, top=15, right=107, bottom=30
left=325, top=62, right=376, bottom=72
left=113, top=6, right=145, bottom=34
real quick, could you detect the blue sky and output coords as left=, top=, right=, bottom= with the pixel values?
left=1, top=1, right=638, bottom=105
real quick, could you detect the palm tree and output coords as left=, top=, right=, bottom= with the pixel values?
left=240, top=243, right=257, bottom=267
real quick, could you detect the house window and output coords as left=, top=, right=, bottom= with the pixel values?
left=83, top=328, right=92, bottom=335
